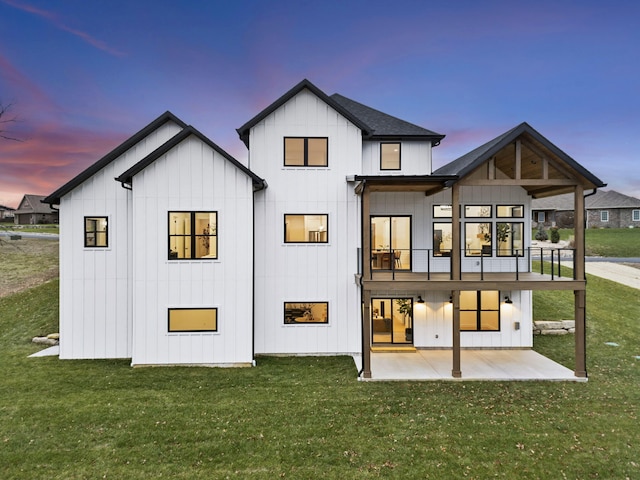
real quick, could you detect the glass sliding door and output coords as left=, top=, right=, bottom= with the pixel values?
left=370, top=216, right=411, bottom=270
left=371, top=298, right=413, bottom=344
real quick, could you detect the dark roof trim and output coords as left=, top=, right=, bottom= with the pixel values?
left=354, top=174, right=457, bottom=184
left=43, top=112, right=187, bottom=206
left=116, top=125, right=266, bottom=191
left=433, top=122, right=606, bottom=188
left=236, top=79, right=372, bottom=148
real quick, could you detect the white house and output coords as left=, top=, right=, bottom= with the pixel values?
left=44, top=79, right=605, bottom=378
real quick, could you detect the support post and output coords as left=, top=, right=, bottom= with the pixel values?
left=362, top=289, right=372, bottom=379
left=575, top=289, right=587, bottom=377
left=452, top=290, right=461, bottom=378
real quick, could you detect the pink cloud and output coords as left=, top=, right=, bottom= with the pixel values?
left=1, top=0, right=125, bottom=57
left=0, top=123, right=127, bottom=208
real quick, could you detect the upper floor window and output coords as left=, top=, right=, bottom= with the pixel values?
left=84, top=216, right=108, bottom=248
left=633, top=210, right=640, bottom=222
left=284, top=137, right=328, bottom=167
left=497, top=205, right=524, bottom=218
left=169, top=212, right=217, bottom=260
left=284, top=214, right=328, bottom=243
left=600, top=211, right=609, bottom=222
left=380, top=143, right=401, bottom=170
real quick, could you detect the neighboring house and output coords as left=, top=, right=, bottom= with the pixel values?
left=13, top=194, right=58, bottom=225
left=44, top=79, right=605, bottom=379
left=0, top=204, right=15, bottom=221
left=532, top=190, right=640, bottom=228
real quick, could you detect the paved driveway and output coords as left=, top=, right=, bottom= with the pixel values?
left=585, top=261, right=640, bottom=290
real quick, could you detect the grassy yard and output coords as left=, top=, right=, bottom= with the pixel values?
left=532, top=227, right=640, bottom=257
left=2, top=278, right=640, bottom=478
left=0, top=238, right=59, bottom=298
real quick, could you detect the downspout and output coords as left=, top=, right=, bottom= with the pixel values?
left=583, top=188, right=598, bottom=230
left=357, top=180, right=367, bottom=378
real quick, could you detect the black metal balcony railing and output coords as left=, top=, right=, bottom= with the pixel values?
left=357, top=247, right=577, bottom=281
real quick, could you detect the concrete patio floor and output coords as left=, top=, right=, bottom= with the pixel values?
left=353, top=349, right=586, bottom=382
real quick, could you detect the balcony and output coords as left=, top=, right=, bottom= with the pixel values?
left=357, top=247, right=582, bottom=291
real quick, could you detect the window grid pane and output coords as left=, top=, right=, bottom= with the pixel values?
left=169, top=211, right=217, bottom=260
left=84, top=216, right=108, bottom=248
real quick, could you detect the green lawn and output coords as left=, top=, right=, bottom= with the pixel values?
left=1, top=277, right=639, bottom=479
left=532, top=227, right=640, bottom=257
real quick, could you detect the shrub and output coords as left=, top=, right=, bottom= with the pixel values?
left=550, top=226, right=560, bottom=243
left=535, top=224, right=548, bottom=241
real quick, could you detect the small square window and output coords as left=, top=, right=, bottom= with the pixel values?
left=84, top=216, right=108, bottom=247
left=169, top=211, right=217, bottom=260
left=600, top=211, right=609, bottom=222
left=380, top=143, right=401, bottom=170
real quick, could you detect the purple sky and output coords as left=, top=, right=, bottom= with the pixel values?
left=1, top=0, right=638, bottom=208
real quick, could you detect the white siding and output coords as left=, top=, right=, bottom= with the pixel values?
left=251, top=89, right=362, bottom=355
left=59, top=121, right=184, bottom=359
left=130, top=135, right=254, bottom=366
left=362, top=140, right=432, bottom=175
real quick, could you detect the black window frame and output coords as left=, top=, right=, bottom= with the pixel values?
left=459, top=291, right=501, bottom=332
left=284, top=214, right=329, bottom=243
left=168, top=211, right=218, bottom=260
left=84, top=216, right=108, bottom=248
left=464, top=221, right=492, bottom=257
left=496, top=205, right=524, bottom=218
left=464, top=205, right=492, bottom=218
left=380, top=142, right=401, bottom=170
left=168, top=307, right=218, bottom=332
left=284, top=302, right=329, bottom=324
left=283, top=137, right=328, bottom=167
left=496, top=222, right=524, bottom=257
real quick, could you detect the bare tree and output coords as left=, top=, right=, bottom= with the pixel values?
left=0, top=102, right=22, bottom=141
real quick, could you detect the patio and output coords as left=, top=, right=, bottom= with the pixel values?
left=353, top=349, right=585, bottom=382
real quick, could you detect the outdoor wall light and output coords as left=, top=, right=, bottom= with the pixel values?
left=449, top=295, right=453, bottom=303
left=504, top=295, right=513, bottom=304
left=417, top=296, right=425, bottom=304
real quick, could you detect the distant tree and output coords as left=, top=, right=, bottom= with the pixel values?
left=0, top=102, right=22, bottom=141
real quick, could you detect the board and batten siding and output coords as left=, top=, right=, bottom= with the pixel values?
left=361, top=140, right=432, bottom=175
left=58, top=120, right=184, bottom=360
left=250, top=89, right=362, bottom=355
left=129, top=135, right=254, bottom=366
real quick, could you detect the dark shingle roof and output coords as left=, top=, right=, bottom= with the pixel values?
left=433, top=122, right=606, bottom=190
left=330, top=93, right=444, bottom=142
left=43, top=112, right=187, bottom=205
left=531, top=190, right=639, bottom=211
left=116, top=126, right=266, bottom=190
left=16, top=195, right=56, bottom=214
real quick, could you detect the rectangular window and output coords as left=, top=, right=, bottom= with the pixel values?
left=497, top=205, right=524, bottom=218
left=168, top=308, right=217, bottom=332
left=433, top=222, right=452, bottom=256
left=465, top=205, right=492, bottom=218
left=496, top=222, right=524, bottom=256
left=433, top=205, right=452, bottom=218
left=600, top=211, right=609, bottom=222
left=380, top=142, right=401, bottom=170
left=284, top=302, right=328, bottom=324
left=633, top=210, right=640, bottom=222
left=284, top=137, right=328, bottom=167
left=84, top=216, right=108, bottom=247
left=460, top=291, right=500, bottom=331
left=371, top=216, right=412, bottom=270
left=537, top=211, right=545, bottom=222
left=284, top=214, right=328, bottom=243
left=169, top=212, right=217, bottom=260
left=465, top=222, right=492, bottom=256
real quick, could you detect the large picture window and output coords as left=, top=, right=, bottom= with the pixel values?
left=84, top=216, right=108, bottom=248
left=460, top=291, right=500, bottom=331
left=380, top=143, right=401, bottom=170
left=168, top=308, right=217, bottom=332
left=284, top=302, right=328, bottom=324
left=433, top=222, right=452, bottom=256
left=284, top=214, right=328, bottom=243
left=465, top=222, right=492, bottom=256
left=284, top=137, right=328, bottom=167
left=169, top=212, right=217, bottom=260
left=497, top=222, right=524, bottom=257
left=371, top=216, right=411, bottom=270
